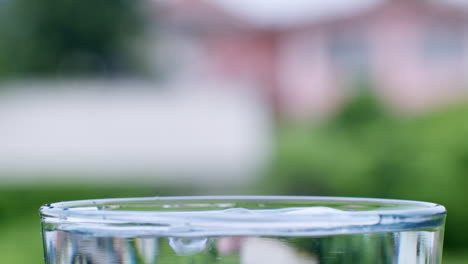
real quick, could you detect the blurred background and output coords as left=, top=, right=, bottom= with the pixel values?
left=0, top=0, right=467, bottom=263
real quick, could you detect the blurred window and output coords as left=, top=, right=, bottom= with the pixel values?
left=328, top=29, right=370, bottom=74
left=422, top=23, right=465, bottom=63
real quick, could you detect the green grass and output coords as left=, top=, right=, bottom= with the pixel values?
left=0, top=185, right=175, bottom=263
left=1, top=219, right=42, bottom=263
left=444, top=252, right=468, bottom=264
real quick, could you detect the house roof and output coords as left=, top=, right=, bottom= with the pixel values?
left=156, top=0, right=468, bottom=30
left=205, top=0, right=384, bottom=27
left=160, top=0, right=468, bottom=29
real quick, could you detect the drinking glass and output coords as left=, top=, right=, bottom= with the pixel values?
left=40, top=196, right=446, bottom=264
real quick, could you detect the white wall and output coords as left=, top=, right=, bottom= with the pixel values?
left=0, top=80, right=272, bottom=187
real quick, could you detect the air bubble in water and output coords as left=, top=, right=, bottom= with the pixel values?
left=135, top=238, right=159, bottom=263
left=168, top=237, right=208, bottom=256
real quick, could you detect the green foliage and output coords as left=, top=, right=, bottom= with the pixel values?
left=0, top=0, right=145, bottom=78
left=331, top=82, right=389, bottom=131
left=264, top=91, right=468, bottom=251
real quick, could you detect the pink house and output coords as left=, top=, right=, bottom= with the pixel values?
left=157, top=0, right=468, bottom=118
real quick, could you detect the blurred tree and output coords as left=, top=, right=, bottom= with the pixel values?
left=330, top=81, right=389, bottom=131
left=0, top=0, right=145, bottom=78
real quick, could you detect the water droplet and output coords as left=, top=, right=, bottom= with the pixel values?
left=168, top=237, right=208, bottom=256
left=223, top=208, right=252, bottom=214
left=282, top=207, right=343, bottom=215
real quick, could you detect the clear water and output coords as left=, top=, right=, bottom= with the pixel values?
left=42, top=205, right=444, bottom=264
left=43, top=230, right=443, bottom=264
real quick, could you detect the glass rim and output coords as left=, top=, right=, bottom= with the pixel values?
left=40, top=196, right=446, bottom=237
